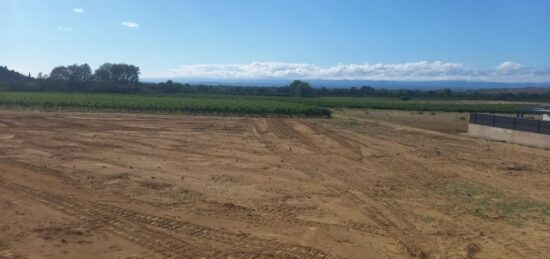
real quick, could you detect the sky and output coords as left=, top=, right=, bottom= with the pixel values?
left=1, top=0, right=550, bottom=82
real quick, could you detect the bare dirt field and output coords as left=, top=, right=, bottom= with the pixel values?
left=1, top=110, right=550, bottom=258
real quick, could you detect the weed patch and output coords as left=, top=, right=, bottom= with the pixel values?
left=431, top=179, right=550, bottom=225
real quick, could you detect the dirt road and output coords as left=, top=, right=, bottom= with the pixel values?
left=1, top=110, right=549, bottom=258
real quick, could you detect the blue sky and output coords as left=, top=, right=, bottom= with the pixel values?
left=1, top=0, right=550, bottom=82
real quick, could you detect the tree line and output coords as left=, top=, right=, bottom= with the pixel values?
left=1, top=63, right=141, bottom=93
left=1, top=65, right=550, bottom=100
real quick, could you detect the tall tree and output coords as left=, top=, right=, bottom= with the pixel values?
left=49, top=66, right=70, bottom=81
left=67, top=64, right=92, bottom=83
left=94, top=63, right=140, bottom=84
left=94, top=63, right=113, bottom=82
left=289, top=80, right=313, bottom=97
left=112, top=64, right=140, bottom=84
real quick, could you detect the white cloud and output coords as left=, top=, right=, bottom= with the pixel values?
left=121, top=21, right=140, bottom=28
left=496, top=61, right=521, bottom=72
left=73, top=8, right=84, bottom=13
left=149, top=61, right=550, bottom=83
left=57, top=26, right=72, bottom=32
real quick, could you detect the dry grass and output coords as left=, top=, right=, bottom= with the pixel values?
left=431, top=179, right=550, bottom=225
left=332, top=108, right=469, bottom=133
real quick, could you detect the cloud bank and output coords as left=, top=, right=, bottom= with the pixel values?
left=151, top=61, right=550, bottom=82
left=121, top=21, right=140, bottom=28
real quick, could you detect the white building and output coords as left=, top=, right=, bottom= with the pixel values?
left=531, top=108, right=550, bottom=121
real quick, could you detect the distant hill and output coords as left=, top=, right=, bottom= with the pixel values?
left=142, top=78, right=550, bottom=90
left=0, top=66, right=29, bottom=83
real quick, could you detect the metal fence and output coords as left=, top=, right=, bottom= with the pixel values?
left=470, top=113, right=550, bottom=135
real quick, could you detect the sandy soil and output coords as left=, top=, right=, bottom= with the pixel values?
left=0, top=110, right=549, bottom=258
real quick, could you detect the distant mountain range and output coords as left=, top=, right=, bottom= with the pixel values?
left=3, top=64, right=550, bottom=91
left=142, top=78, right=550, bottom=90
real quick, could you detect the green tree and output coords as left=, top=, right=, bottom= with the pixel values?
left=94, top=63, right=113, bottom=82
left=360, top=86, right=375, bottom=96
left=289, top=80, right=313, bottom=97
left=94, top=63, right=140, bottom=84
left=68, top=64, right=92, bottom=91
left=49, top=66, right=70, bottom=81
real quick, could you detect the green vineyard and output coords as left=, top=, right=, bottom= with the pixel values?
left=283, top=97, right=531, bottom=113
left=0, top=92, right=533, bottom=117
left=0, top=92, right=331, bottom=117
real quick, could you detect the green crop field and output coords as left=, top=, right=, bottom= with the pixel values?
left=168, top=94, right=533, bottom=113
left=0, top=92, right=536, bottom=117
left=0, top=92, right=331, bottom=117
left=280, top=97, right=533, bottom=113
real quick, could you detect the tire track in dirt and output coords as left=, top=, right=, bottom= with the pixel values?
left=0, top=250, right=15, bottom=259
left=266, top=119, right=487, bottom=257
left=260, top=119, right=430, bottom=257
left=250, top=117, right=544, bottom=258
left=174, top=196, right=390, bottom=239
left=4, top=111, right=548, bottom=258
left=94, top=203, right=336, bottom=259
left=268, top=119, right=322, bottom=152
left=0, top=179, right=339, bottom=258
left=323, top=121, right=545, bottom=258
left=323, top=182, right=431, bottom=258
left=262, top=119, right=328, bottom=181
left=0, top=179, right=210, bottom=258
left=0, top=245, right=15, bottom=259
left=300, top=121, right=364, bottom=161
left=0, top=160, right=339, bottom=258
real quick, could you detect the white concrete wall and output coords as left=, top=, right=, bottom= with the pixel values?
left=468, top=124, right=550, bottom=149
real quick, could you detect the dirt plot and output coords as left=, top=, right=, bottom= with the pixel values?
left=0, top=110, right=550, bottom=258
